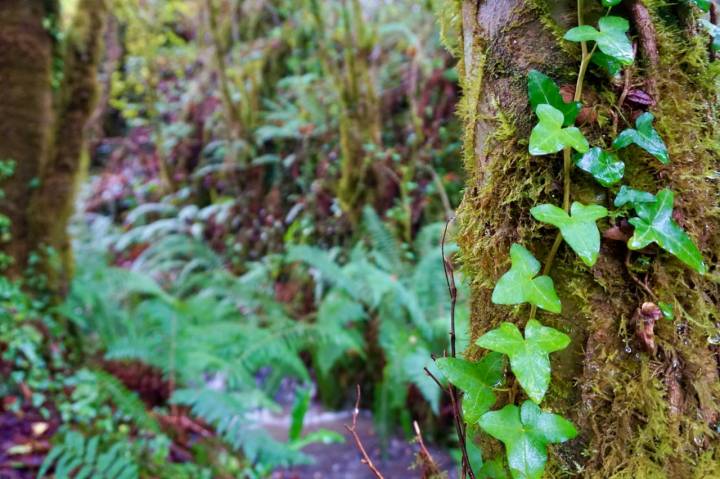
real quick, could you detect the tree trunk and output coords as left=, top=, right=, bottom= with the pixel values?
left=0, top=0, right=56, bottom=277
left=454, top=1, right=720, bottom=476
left=27, top=0, right=108, bottom=293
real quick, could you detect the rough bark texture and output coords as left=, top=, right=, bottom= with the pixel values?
left=28, top=0, right=109, bottom=292
left=0, top=0, right=55, bottom=277
left=454, top=0, right=720, bottom=477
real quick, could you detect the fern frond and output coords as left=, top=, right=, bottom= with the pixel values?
left=39, top=431, right=139, bottom=479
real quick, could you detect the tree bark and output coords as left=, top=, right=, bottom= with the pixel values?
left=27, top=0, right=108, bottom=293
left=455, top=0, right=720, bottom=476
left=0, top=0, right=56, bottom=277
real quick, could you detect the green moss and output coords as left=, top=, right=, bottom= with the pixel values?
left=456, top=0, right=720, bottom=476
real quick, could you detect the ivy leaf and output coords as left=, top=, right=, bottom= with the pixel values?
left=686, top=0, right=711, bottom=12
left=476, top=320, right=570, bottom=403
left=478, top=401, right=577, bottom=479
left=612, top=112, right=669, bottom=164
left=435, top=352, right=506, bottom=423
left=530, top=202, right=608, bottom=267
left=491, top=244, right=562, bottom=313
left=627, top=189, right=706, bottom=274
left=527, top=70, right=581, bottom=126
left=529, top=105, right=589, bottom=155
left=658, top=302, right=674, bottom=320
left=575, top=147, right=624, bottom=187
left=700, top=19, right=720, bottom=52
left=614, top=185, right=656, bottom=208
left=564, top=16, right=634, bottom=65
left=591, top=50, right=623, bottom=76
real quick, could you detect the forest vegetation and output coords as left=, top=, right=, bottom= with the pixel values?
left=0, top=0, right=718, bottom=478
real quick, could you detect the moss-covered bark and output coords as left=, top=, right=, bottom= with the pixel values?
left=0, top=0, right=107, bottom=291
left=0, top=0, right=56, bottom=277
left=27, top=0, right=108, bottom=293
left=454, top=0, right=720, bottom=476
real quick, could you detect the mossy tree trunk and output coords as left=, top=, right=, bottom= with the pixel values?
left=28, top=0, right=109, bottom=293
left=0, top=0, right=56, bottom=278
left=454, top=0, right=720, bottom=476
left=0, top=0, right=108, bottom=292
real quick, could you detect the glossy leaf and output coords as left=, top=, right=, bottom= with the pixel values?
left=614, top=185, right=656, bottom=208
left=575, top=147, right=624, bottom=187
left=436, top=352, right=506, bottom=423
left=659, top=302, right=674, bottom=320
left=601, top=0, right=621, bottom=5
left=627, top=189, right=706, bottom=274
left=527, top=70, right=581, bottom=126
left=564, top=16, right=634, bottom=65
left=476, top=320, right=570, bottom=403
left=700, top=19, right=720, bottom=52
left=530, top=202, right=608, bottom=267
left=491, top=244, right=562, bottom=313
left=478, top=401, right=577, bottom=479
left=591, top=50, right=623, bottom=76
left=612, top=112, right=669, bottom=164
left=686, top=0, right=711, bottom=12
left=529, top=104, right=589, bottom=155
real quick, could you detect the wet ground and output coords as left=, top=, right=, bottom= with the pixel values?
left=262, top=406, right=457, bottom=479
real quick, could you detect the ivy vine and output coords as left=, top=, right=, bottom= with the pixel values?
left=437, top=1, right=709, bottom=478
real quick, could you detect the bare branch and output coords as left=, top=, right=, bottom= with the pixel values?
left=344, top=385, right=386, bottom=479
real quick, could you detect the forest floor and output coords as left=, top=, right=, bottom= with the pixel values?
left=267, top=406, right=456, bottom=479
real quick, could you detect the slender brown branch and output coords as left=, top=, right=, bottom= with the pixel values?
left=344, top=385, right=386, bottom=479
left=439, top=217, right=475, bottom=479
left=424, top=366, right=446, bottom=391
left=441, top=217, right=457, bottom=358
left=414, top=421, right=442, bottom=478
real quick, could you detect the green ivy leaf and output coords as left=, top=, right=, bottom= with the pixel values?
left=491, top=244, right=562, bottom=313
left=435, top=352, right=506, bottom=423
left=601, top=0, right=622, bottom=6
left=529, top=104, right=589, bottom=155
left=627, top=189, right=706, bottom=274
left=478, top=401, right=577, bottom=479
left=527, top=70, right=581, bottom=127
left=614, top=185, right=656, bottom=208
left=700, top=19, right=720, bottom=52
left=658, top=302, right=675, bottom=320
left=564, top=16, right=634, bottom=65
left=591, top=50, right=623, bottom=76
left=530, top=202, right=608, bottom=267
left=476, top=320, right=570, bottom=403
left=575, top=147, right=624, bottom=187
left=612, top=112, right=669, bottom=164
left=686, top=0, right=711, bottom=12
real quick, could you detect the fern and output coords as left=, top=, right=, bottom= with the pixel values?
left=39, top=432, right=139, bottom=479
left=362, top=205, right=404, bottom=273
left=171, top=388, right=311, bottom=469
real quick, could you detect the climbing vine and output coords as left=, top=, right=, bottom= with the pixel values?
left=436, top=0, right=710, bottom=478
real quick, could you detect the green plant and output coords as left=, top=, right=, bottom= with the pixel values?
left=285, top=206, right=470, bottom=438
left=436, top=1, right=707, bottom=478
left=39, top=431, right=139, bottom=479
left=63, top=220, right=348, bottom=473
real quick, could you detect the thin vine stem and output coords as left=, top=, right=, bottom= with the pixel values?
left=529, top=0, right=593, bottom=322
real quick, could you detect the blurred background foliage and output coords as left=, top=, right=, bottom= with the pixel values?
left=1, top=0, right=470, bottom=477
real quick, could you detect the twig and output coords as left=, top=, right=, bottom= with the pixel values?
left=440, top=217, right=476, bottom=479
left=414, top=421, right=442, bottom=478
left=424, top=367, right=445, bottom=391
left=345, top=385, right=386, bottom=479
left=441, top=217, right=457, bottom=358
left=625, top=250, right=658, bottom=301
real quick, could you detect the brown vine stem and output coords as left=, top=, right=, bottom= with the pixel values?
left=529, top=0, right=594, bottom=322
left=439, top=217, right=476, bottom=479
left=345, top=385, right=386, bottom=479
